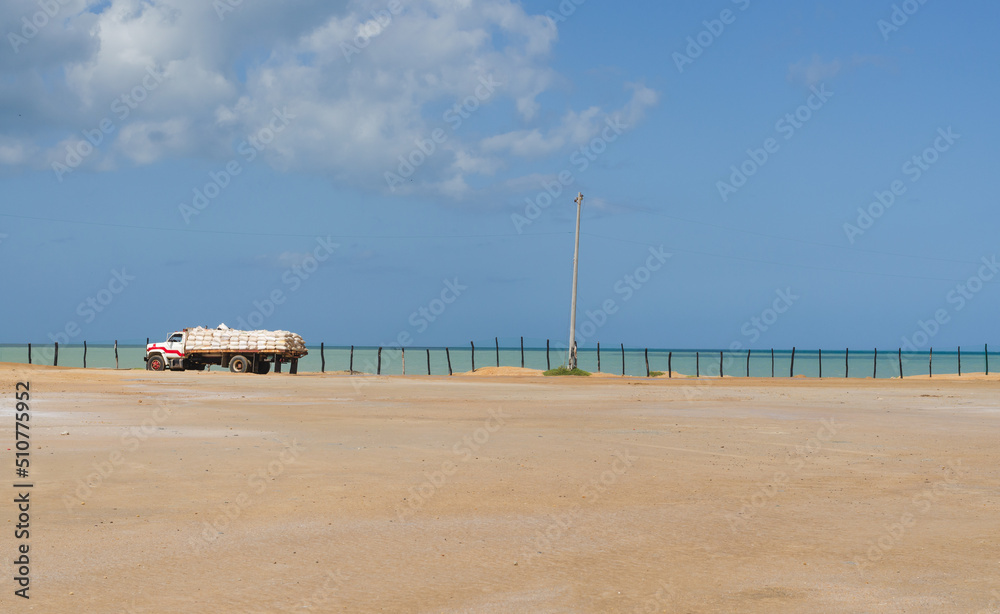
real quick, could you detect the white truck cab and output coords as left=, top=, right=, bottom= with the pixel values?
left=145, top=331, right=196, bottom=372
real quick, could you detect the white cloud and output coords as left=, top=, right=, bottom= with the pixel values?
left=787, top=55, right=843, bottom=88
left=0, top=137, right=35, bottom=165
left=787, top=54, right=894, bottom=88
left=482, top=84, right=658, bottom=157
left=0, top=0, right=657, bottom=200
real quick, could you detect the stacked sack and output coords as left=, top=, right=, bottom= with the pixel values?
left=184, top=327, right=307, bottom=354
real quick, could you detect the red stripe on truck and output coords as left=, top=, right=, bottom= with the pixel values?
left=149, top=345, right=185, bottom=357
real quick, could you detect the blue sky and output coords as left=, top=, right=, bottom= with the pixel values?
left=2, top=0, right=998, bottom=352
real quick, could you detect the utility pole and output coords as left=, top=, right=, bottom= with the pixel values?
left=568, top=192, right=583, bottom=370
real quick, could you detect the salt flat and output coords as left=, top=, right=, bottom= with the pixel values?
left=1, top=364, right=998, bottom=613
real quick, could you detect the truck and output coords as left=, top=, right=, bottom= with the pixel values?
left=144, top=326, right=308, bottom=374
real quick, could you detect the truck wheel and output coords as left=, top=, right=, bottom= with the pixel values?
left=229, top=355, right=250, bottom=373
left=147, top=355, right=166, bottom=371
left=255, top=361, right=271, bottom=375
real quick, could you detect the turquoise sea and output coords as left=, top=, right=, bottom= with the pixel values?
left=1, top=341, right=994, bottom=378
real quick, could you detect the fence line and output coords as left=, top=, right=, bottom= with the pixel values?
left=1, top=341, right=996, bottom=379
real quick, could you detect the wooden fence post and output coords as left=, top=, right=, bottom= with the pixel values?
left=845, top=348, right=849, bottom=378
left=495, top=337, right=499, bottom=368
left=899, top=348, right=903, bottom=379
left=28, top=343, right=31, bottom=365
left=520, top=337, right=524, bottom=368
left=471, top=341, right=475, bottom=372
left=402, top=348, right=405, bottom=375
left=54, top=342, right=58, bottom=366
left=644, top=348, right=649, bottom=377
left=597, top=342, right=601, bottom=373
left=427, top=349, right=431, bottom=375
left=746, top=349, right=750, bottom=378
left=790, top=347, right=795, bottom=378
left=446, top=348, right=453, bottom=375
left=114, top=340, right=118, bottom=370
left=818, top=348, right=822, bottom=378
left=958, top=346, right=962, bottom=376
left=873, top=348, right=878, bottom=379
left=986, top=344, right=990, bottom=375
left=621, top=344, right=625, bottom=376
left=546, top=340, right=550, bottom=371
left=350, top=346, right=354, bottom=373
left=320, top=342, right=325, bottom=373
left=290, top=358, right=298, bottom=375
left=696, top=352, right=700, bottom=378
left=377, top=347, right=382, bottom=375
left=770, top=349, right=774, bottom=378
left=84, top=340, right=87, bottom=368
left=668, top=351, right=672, bottom=378
left=719, top=351, right=724, bottom=378
left=928, top=347, right=933, bottom=378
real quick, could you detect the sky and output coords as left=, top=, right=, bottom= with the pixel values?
left=1, top=0, right=999, bottom=353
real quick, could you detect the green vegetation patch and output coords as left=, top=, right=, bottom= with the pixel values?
left=543, top=366, right=591, bottom=377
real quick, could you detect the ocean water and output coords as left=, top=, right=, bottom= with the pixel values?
left=1, top=343, right=994, bottom=378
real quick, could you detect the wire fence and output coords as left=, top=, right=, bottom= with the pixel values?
left=1, top=341, right=994, bottom=378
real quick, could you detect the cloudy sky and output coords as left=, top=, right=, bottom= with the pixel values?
left=2, top=0, right=998, bottom=352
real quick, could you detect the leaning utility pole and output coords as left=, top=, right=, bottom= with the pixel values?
left=568, top=192, right=583, bottom=370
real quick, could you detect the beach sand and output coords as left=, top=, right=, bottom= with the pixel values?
left=1, top=363, right=998, bottom=612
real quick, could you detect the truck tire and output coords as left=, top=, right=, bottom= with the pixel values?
left=229, top=355, right=250, bottom=373
left=255, top=361, right=271, bottom=375
left=147, top=354, right=166, bottom=371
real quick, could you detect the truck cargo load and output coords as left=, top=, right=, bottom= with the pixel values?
left=145, top=326, right=308, bottom=374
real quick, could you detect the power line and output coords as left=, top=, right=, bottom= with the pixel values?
left=648, top=210, right=979, bottom=266
left=0, top=212, right=568, bottom=240
left=582, top=232, right=970, bottom=284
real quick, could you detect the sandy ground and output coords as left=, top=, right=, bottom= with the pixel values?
left=1, top=363, right=999, bottom=613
